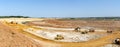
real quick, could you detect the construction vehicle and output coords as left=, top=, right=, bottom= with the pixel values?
left=54, top=34, right=64, bottom=40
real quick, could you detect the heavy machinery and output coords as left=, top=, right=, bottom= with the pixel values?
left=74, top=27, right=81, bottom=32
left=114, top=38, right=120, bottom=45
left=54, top=34, right=64, bottom=40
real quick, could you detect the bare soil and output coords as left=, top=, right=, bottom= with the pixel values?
left=0, top=18, right=120, bottom=47
left=27, top=19, right=120, bottom=30
left=0, top=22, right=42, bottom=47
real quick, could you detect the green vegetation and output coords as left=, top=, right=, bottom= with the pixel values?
left=0, top=16, right=29, bottom=18
left=59, top=17, right=120, bottom=21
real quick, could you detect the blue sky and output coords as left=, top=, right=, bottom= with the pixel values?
left=0, top=0, right=120, bottom=17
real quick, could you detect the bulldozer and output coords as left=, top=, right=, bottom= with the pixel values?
left=88, top=28, right=95, bottom=32
left=54, top=34, right=64, bottom=40
left=107, top=30, right=112, bottom=33
left=74, top=27, right=81, bottom=32
left=114, top=38, right=120, bottom=45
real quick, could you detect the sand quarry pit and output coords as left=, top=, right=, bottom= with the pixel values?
left=24, top=26, right=109, bottom=42
left=0, top=18, right=120, bottom=47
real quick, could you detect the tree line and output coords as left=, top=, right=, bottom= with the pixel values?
left=59, top=17, right=120, bottom=20
left=0, top=16, right=29, bottom=18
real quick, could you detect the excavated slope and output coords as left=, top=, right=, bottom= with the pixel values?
left=0, top=22, right=41, bottom=47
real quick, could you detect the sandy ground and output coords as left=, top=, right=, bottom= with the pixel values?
left=0, top=18, right=120, bottom=47
left=23, top=27, right=108, bottom=42
left=28, top=19, right=120, bottom=31
left=0, top=22, right=42, bottom=47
